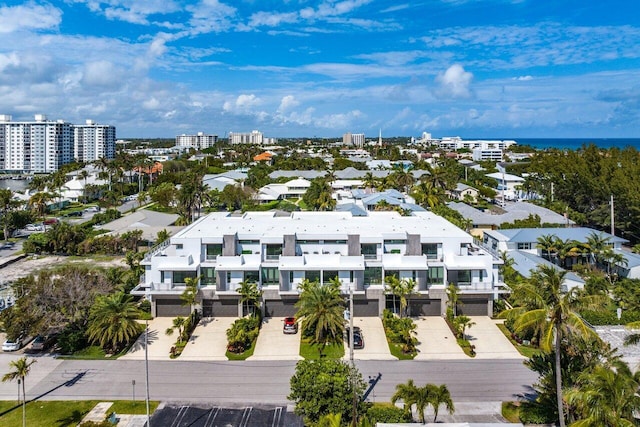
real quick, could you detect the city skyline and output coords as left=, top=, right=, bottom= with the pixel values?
left=1, top=1, right=639, bottom=138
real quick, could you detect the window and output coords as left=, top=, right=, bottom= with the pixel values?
left=384, top=270, right=399, bottom=280
left=305, top=270, right=320, bottom=283
left=226, top=271, right=231, bottom=282
left=200, top=267, right=216, bottom=286
left=350, top=271, right=354, bottom=282
left=361, top=244, right=377, bottom=259
left=173, top=270, right=197, bottom=285
left=238, top=239, right=260, bottom=245
left=206, top=244, right=222, bottom=260
left=422, top=243, right=438, bottom=259
left=261, top=267, right=279, bottom=286
left=175, top=243, right=183, bottom=250
left=323, top=270, right=339, bottom=283
left=458, top=270, right=471, bottom=284
left=244, top=270, right=259, bottom=283
left=427, top=267, right=444, bottom=285
left=384, top=239, right=406, bottom=245
left=479, top=269, right=485, bottom=282
left=289, top=271, right=294, bottom=283
left=517, top=242, right=532, bottom=250
left=364, top=267, right=382, bottom=286
left=265, top=244, right=282, bottom=260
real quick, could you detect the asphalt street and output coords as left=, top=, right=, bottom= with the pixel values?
left=0, top=357, right=538, bottom=406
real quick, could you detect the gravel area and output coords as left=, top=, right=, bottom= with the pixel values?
left=595, top=325, right=640, bottom=368
left=0, top=255, right=127, bottom=283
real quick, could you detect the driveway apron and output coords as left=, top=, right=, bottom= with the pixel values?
left=466, top=316, right=523, bottom=359
left=414, top=316, right=466, bottom=360
left=343, top=317, right=396, bottom=360
left=120, top=317, right=176, bottom=361
left=180, top=317, right=238, bottom=361
left=250, top=317, right=302, bottom=361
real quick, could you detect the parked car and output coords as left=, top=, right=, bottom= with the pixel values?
left=43, top=218, right=59, bottom=225
left=346, top=326, right=364, bottom=349
left=283, top=317, right=298, bottom=334
left=2, top=335, right=24, bottom=352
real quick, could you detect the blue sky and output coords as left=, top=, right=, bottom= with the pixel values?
left=1, top=1, right=639, bottom=139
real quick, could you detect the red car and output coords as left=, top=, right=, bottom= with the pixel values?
left=283, top=317, right=298, bottom=334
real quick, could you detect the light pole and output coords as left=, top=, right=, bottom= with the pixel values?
left=145, top=318, right=150, bottom=426
left=132, top=379, right=136, bottom=408
left=349, top=285, right=357, bottom=427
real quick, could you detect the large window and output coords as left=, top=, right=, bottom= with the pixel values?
left=323, top=270, right=339, bottom=283
left=244, top=270, right=260, bottom=283
left=422, top=243, right=438, bottom=260
left=427, top=267, right=444, bottom=285
left=173, top=270, right=197, bottom=285
left=361, top=244, right=378, bottom=260
left=364, top=267, right=382, bottom=286
left=200, top=267, right=216, bottom=286
left=261, top=267, right=279, bottom=286
left=265, top=244, right=282, bottom=260
left=457, top=270, right=471, bottom=285
left=206, top=244, right=223, bottom=260
left=305, top=270, right=320, bottom=283
left=517, top=242, right=532, bottom=250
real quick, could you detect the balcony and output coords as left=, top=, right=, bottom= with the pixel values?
left=451, top=281, right=494, bottom=291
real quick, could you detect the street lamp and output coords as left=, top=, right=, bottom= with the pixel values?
left=145, top=318, right=150, bottom=427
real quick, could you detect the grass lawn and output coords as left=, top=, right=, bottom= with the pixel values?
left=0, top=400, right=160, bottom=427
left=58, top=345, right=128, bottom=360
left=387, top=341, right=415, bottom=360
left=497, top=324, right=542, bottom=358
left=226, top=341, right=257, bottom=360
left=501, top=401, right=521, bottom=423
left=299, top=338, right=345, bottom=359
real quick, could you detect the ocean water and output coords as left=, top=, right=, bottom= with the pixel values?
left=514, top=138, right=640, bottom=151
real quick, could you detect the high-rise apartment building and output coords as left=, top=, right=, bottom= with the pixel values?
left=343, top=132, right=365, bottom=147
left=0, top=114, right=115, bottom=173
left=176, top=132, right=218, bottom=150
left=229, top=130, right=263, bottom=145
left=74, top=119, right=116, bottom=163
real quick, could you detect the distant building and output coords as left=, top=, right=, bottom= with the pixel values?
left=0, top=114, right=74, bottom=173
left=343, top=132, right=365, bottom=147
left=229, top=130, right=265, bottom=145
left=74, top=119, right=116, bottom=163
left=176, top=132, right=218, bottom=150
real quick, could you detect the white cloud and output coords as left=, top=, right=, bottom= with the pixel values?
left=69, top=0, right=181, bottom=26
left=81, top=61, right=123, bottom=88
left=223, top=94, right=263, bottom=115
left=434, top=64, right=474, bottom=99
left=187, top=0, right=237, bottom=35
left=0, top=3, right=61, bottom=33
left=277, top=95, right=300, bottom=113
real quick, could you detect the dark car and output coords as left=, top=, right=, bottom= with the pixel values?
left=283, top=317, right=298, bottom=334
left=346, top=326, right=364, bottom=349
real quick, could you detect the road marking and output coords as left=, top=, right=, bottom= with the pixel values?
left=272, top=406, right=283, bottom=427
left=170, top=406, right=189, bottom=427
left=204, top=407, right=220, bottom=427
left=239, top=407, right=253, bottom=427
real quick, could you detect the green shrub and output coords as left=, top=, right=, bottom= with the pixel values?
left=58, top=323, right=89, bottom=354
left=367, top=403, right=412, bottom=423
left=580, top=309, right=640, bottom=325
left=226, top=314, right=261, bottom=353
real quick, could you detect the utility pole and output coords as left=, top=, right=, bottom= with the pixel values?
left=611, top=195, right=615, bottom=237
left=145, top=318, right=151, bottom=427
left=349, top=285, right=356, bottom=427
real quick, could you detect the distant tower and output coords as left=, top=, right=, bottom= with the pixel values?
left=378, top=129, right=382, bottom=146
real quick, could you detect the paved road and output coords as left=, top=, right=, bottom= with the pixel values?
left=0, top=357, right=537, bottom=406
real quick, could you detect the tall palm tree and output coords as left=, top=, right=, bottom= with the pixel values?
left=0, top=188, right=17, bottom=242
left=384, top=275, right=402, bottom=316
left=565, top=360, right=640, bottom=426
left=28, top=191, right=53, bottom=220
left=237, top=280, right=262, bottom=316
left=77, top=170, right=89, bottom=203
left=427, top=384, right=455, bottom=423
left=391, top=379, right=417, bottom=414
left=398, top=279, right=416, bottom=318
left=536, top=234, right=559, bottom=263
left=181, top=276, right=200, bottom=314
left=500, top=265, right=605, bottom=427
left=413, top=384, right=433, bottom=424
left=2, top=356, right=37, bottom=427
left=87, top=292, right=144, bottom=353
left=295, top=279, right=345, bottom=357
left=586, top=231, right=612, bottom=267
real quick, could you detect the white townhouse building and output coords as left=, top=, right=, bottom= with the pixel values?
left=74, top=120, right=116, bottom=163
left=176, top=132, right=218, bottom=150
left=0, top=114, right=74, bottom=173
left=133, top=211, right=506, bottom=318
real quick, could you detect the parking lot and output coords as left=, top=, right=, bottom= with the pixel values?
left=151, top=404, right=303, bottom=427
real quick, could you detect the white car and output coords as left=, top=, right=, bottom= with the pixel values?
left=2, top=336, right=23, bottom=352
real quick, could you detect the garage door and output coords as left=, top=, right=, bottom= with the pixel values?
left=409, top=299, right=441, bottom=316
left=205, top=299, right=240, bottom=317
left=353, top=299, right=379, bottom=317
left=156, top=299, right=191, bottom=317
left=458, top=298, right=489, bottom=316
left=264, top=299, right=298, bottom=318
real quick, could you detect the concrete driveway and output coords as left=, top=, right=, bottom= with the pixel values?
left=414, top=316, right=466, bottom=360
left=120, top=317, right=175, bottom=361
left=466, top=317, right=523, bottom=359
left=180, top=317, right=237, bottom=361
left=250, top=317, right=302, bottom=361
left=343, top=317, right=396, bottom=361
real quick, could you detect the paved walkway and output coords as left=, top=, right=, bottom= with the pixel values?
left=250, top=317, right=302, bottom=361
left=343, top=317, right=396, bottom=360
left=467, top=317, right=523, bottom=359
left=120, top=318, right=175, bottom=361
left=180, top=317, right=237, bottom=361
left=414, top=316, right=466, bottom=360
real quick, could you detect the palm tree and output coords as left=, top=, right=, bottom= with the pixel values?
left=565, top=360, right=640, bottom=426
left=624, top=320, right=640, bottom=346
left=537, top=234, right=559, bottom=263
left=391, top=379, right=417, bottom=414
left=454, top=315, right=475, bottom=341
left=0, top=188, right=17, bottom=242
left=28, top=191, right=53, bottom=220
left=413, top=385, right=433, bottom=424
left=399, top=279, right=416, bottom=318
left=500, top=265, right=605, bottom=427
left=77, top=170, right=89, bottom=203
left=87, top=292, right=144, bottom=353
left=2, top=357, right=37, bottom=427
left=428, top=384, right=455, bottom=423
left=237, top=280, right=262, bottom=316
left=384, top=275, right=402, bottom=315
left=586, top=231, right=612, bottom=267
left=165, top=316, right=187, bottom=343
left=181, top=276, right=200, bottom=314
left=295, top=279, right=345, bottom=358
left=363, top=172, right=377, bottom=191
